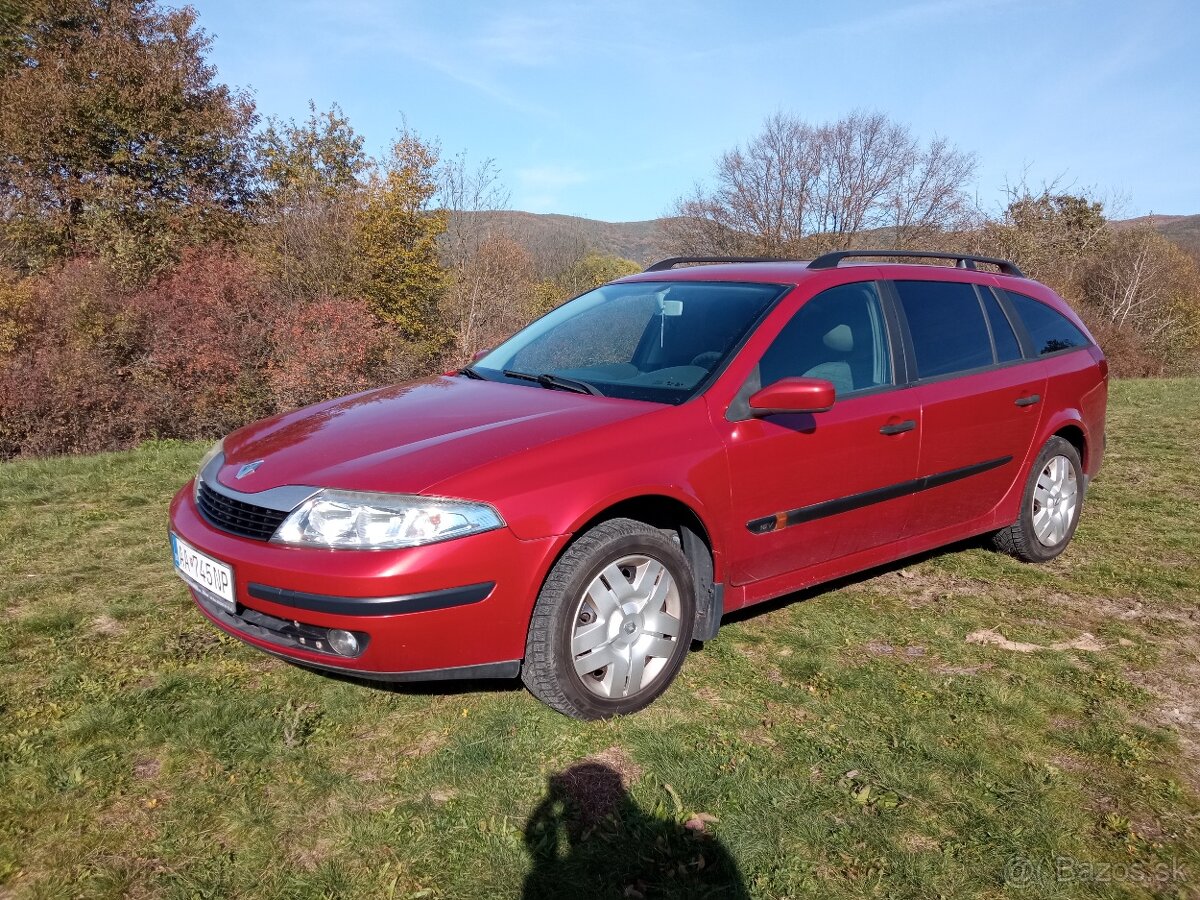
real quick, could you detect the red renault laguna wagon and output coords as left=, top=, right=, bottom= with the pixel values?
left=169, top=250, right=1107, bottom=719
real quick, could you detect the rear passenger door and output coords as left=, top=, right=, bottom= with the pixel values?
left=890, top=279, right=1046, bottom=538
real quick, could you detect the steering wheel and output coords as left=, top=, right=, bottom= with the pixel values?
left=690, top=351, right=722, bottom=370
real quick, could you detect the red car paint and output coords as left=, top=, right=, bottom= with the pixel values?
left=168, top=259, right=1107, bottom=682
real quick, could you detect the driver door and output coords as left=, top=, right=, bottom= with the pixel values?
left=718, top=280, right=921, bottom=586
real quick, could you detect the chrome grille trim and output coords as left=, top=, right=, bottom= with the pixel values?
left=198, top=452, right=321, bottom=512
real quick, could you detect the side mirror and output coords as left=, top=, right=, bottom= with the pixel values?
left=471, top=348, right=491, bottom=362
left=748, top=377, right=836, bottom=416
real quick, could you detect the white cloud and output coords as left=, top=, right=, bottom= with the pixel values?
left=472, top=12, right=566, bottom=66
left=293, top=0, right=661, bottom=114
left=295, top=0, right=556, bottom=115
left=516, top=164, right=590, bottom=190
left=514, top=163, right=591, bottom=212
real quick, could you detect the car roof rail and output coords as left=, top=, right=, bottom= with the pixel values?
left=807, top=249, right=1025, bottom=278
left=644, top=256, right=796, bottom=272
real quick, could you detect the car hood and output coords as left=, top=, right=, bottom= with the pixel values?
left=215, top=376, right=655, bottom=497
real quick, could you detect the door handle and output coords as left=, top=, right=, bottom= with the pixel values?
left=879, top=419, right=916, bottom=435
left=1014, top=394, right=1041, bottom=407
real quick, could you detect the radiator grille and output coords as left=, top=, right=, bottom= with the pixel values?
left=196, top=480, right=288, bottom=541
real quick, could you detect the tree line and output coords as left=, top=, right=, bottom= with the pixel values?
left=2, top=0, right=1196, bottom=458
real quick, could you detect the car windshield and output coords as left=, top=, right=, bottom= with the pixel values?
left=473, top=280, right=786, bottom=404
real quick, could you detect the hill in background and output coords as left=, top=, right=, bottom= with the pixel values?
left=458, top=211, right=677, bottom=267
left=462, top=210, right=1200, bottom=268
left=1114, top=214, right=1200, bottom=261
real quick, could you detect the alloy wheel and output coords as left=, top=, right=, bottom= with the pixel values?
left=570, top=554, right=683, bottom=699
left=1032, top=454, right=1078, bottom=546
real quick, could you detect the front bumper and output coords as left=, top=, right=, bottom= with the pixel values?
left=168, top=482, right=566, bottom=678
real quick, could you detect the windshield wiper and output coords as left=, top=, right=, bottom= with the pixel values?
left=457, top=365, right=485, bottom=380
left=502, top=369, right=602, bottom=396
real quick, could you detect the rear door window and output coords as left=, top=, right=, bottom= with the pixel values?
left=1004, top=291, right=1091, bottom=356
left=894, top=280, right=994, bottom=379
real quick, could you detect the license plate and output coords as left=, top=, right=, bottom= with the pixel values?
left=171, top=533, right=236, bottom=613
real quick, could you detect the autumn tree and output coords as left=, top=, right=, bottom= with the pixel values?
left=0, top=0, right=31, bottom=72
left=257, top=102, right=367, bottom=201
left=526, top=230, right=588, bottom=282
left=435, top=150, right=642, bottom=357
left=438, top=154, right=510, bottom=267
left=555, top=253, right=641, bottom=297
left=665, top=111, right=977, bottom=256
left=354, top=131, right=449, bottom=356
left=0, top=0, right=257, bottom=280
left=444, top=235, right=540, bottom=361
left=251, top=102, right=368, bottom=301
left=531, top=253, right=641, bottom=315
left=983, top=185, right=1111, bottom=292
left=435, top=153, right=530, bottom=361
left=1079, top=226, right=1200, bottom=373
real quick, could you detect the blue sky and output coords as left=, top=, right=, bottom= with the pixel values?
left=192, top=0, right=1199, bottom=222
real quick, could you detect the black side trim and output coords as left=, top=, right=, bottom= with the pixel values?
left=747, top=455, right=1013, bottom=534
left=921, top=456, right=1011, bottom=490
left=247, top=581, right=495, bottom=616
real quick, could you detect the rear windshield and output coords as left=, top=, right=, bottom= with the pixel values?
left=474, top=281, right=786, bottom=404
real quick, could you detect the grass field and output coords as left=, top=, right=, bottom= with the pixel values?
left=2, top=378, right=1199, bottom=899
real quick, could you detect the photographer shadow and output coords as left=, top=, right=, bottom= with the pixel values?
left=523, top=760, right=748, bottom=899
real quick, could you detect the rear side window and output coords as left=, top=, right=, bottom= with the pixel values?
left=894, top=280, right=994, bottom=379
left=981, top=289, right=1022, bottom=362
left=1004, top=291, right=1091, bottom=356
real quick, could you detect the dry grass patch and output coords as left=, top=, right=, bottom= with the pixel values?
left=965, top=627, right=1105, bottom=653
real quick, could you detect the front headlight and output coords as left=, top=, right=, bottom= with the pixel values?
left=271, top=490, right=504, bottom=550
left=194, top=438, right=224, bottom=499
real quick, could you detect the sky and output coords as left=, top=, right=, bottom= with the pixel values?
left=190, top=0, right=1199, bottom=223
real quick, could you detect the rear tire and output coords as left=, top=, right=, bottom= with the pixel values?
left=993, top=436, right=1083, bottom=563
left=522, top=518, right=695, bottom=719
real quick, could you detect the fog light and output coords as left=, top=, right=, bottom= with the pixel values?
left=327, top=628, right=361, bottom=657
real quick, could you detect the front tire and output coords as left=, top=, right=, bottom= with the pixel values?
left=993, top=436, right=1084, bottom=563
left=522, top=518, right=696, bottom=719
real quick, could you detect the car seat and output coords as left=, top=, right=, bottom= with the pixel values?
left=802, top=324, right=854, bottom=395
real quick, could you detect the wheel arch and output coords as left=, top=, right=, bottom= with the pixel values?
left=559, top=491, right=724, bottom=641
left=1052, top=422, right=1088, bottom=471
left=1037, top=409, right=1091, bottom=473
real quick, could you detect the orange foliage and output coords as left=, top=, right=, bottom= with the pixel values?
left=0, top=248, right=399, bottom=457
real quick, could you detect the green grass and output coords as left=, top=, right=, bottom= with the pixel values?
left=2, top=381, right=1200, bottom=899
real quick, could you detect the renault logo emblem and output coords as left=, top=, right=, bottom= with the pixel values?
left=236, top=460, right=264, bottom=479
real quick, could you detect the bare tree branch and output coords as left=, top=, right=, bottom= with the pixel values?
left=663, top=110, right=976, bottom=256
